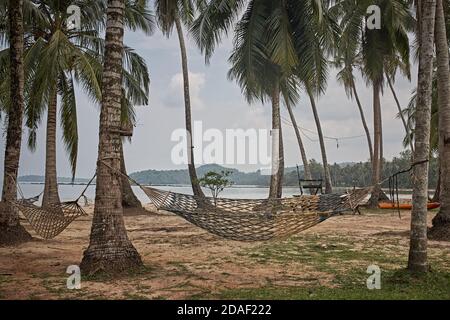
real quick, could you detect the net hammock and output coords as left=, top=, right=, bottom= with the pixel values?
left=139, top=185, right=372, bottom=241
left=5, top=175, right=94, bottom=239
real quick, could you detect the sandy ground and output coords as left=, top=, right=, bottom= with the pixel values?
left=0, top=204, right=449, bottom=300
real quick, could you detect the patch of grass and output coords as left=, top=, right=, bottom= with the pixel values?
left=0, top=274, right=13, bottom=285
left=123, top=292, right=150, bottom=300
left=214, top=269, right=450, bottom=300
left=41, top=277, right=67, bottom=298
left=83, top=264, right=155, bottom=282
left=242, top=235, right=407, bottom=274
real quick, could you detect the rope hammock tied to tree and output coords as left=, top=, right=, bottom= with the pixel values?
left=4, top=174, right=94, bottom=239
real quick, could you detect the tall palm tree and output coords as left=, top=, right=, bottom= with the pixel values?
left=80, top=0, right=142, bottom=274
left=430, top=0, right=450, bottom=237
left=192, top=0, right=338, bottom=198
left=284, top=98, right=312, bottom=180
left=20, top=0, right=104, bottom=207
left=0, top=0, right=32, bottom=245
left=336, top=55, right=373, bottom=163
left=408, top=0, right=436, bottom=273
left=154, top=0, right=205, bottom=198
left=119, top=85, right=149, bottom=208
left=336, top=0, right=413, bottom=206
left=306, top=85, right=333, bottom=193
left=386, top=72, right=414, bottom=152
left=401, top=73, right=440, bottom=202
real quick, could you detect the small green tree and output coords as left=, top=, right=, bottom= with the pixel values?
left=198, top=171, right=234, bottom=205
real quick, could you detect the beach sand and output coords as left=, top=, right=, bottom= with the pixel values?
left=0, top=205, right=449, bottom=299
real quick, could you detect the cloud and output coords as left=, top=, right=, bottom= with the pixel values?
left=163, top=72, right=206, bottom=111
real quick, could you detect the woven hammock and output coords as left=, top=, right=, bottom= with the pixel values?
left=4, top=174, right=94, bottom=239
left=140, top=186, right=372, bottom=241
left=9, top=199, right=88, bottom=239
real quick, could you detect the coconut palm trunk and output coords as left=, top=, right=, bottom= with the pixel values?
left=269, top=82, right=284, bottom=199
left=408, top=0, right=436, bottom=273
left=430, top=0, right=450, bottom=235
left=174, top=15, right=205, bottom=198
left=351, top=79, right=374, bottom=163
left=120, top=141, right=142, bottom=208
left=42, top=87, right=61, bottom=207
left=285, top=99, right=311, bottom=180
left=368, top=81, right=383, bottom=207
left=80, top=0, right=142, bottom=274
left=0, top=0, right=32, bottom=245
left=306, top=87, right=332, bottom=194
left=386, top=74, right=415, bottom=152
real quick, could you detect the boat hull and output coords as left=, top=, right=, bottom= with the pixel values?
left=378, top=202, right=440, bottom=210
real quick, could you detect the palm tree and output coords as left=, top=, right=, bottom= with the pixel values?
left=0, top=0, right=32, bottom=245
left=408, top=0, right=436, bottom=273
left=154, top=0, right=205, bottom=198
left=19, top=0, right=151, bottom=208
left=336, top=0, right=413, bottom=206
left=306, top=85, right=333, bottom=193
left=284, top=98, right=312, bottom=180
left=429, top=0, right=450, bottom=237
left=192, top=0, right=338, bottom=198
left=80, top=0, right=142, bottom=274
left=119, top=86, right=149, bottom=208
left=386, top=72, right=414, bottom=152
left=336, top=55, right=373, bottom=163
left=401, top=73, right=439, bottom=199
left=20, top=0, right=105, bottom=207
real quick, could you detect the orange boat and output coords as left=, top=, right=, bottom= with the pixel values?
left=378, top=202, right=440, bottom=210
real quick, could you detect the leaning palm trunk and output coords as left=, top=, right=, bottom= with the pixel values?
left=430, top=0, right=450, bottom=236
left=120, top=141, right=142, bottom=208
left=307, top=88, right=332, bottom=194
left=408, top=0, right=436, bottom=273
left=351, top=79, right=374, bottom=164
left=285, top=99, right=311, bottom=180
left=269, top=82, right=284, bottom=199
left=42, top=87, right=61, bottom=207
left=0, top=0, right=32, bottom=245
left=81, top=0, right=142, bottom=274
left=386, top=74, right=415, bottom=153
left=174, top=15, right=205, bottom=198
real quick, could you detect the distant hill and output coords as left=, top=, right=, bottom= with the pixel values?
left=130, top=164, right=306, bottom=186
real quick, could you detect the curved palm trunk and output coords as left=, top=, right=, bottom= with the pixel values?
left=378, top=102, right=389, bottom=202
left=0, top=0, right=32, bottom=245
left=42, top=87, right=61, bottom=207
left=81, top=0, right=142, bottom=274
left=386, top=74, right=415, bottom=153
left=431, top=0, right=450, bottom=232
left=120, top=141, right=141, bottom=208
left=285, top=99, right=311, bottom=180
left=351, top=80, right=374, bottom=163
left=408, top=0, right=436, bottom=273
left=174, top=16, right=205, bottom=198
left=269, top=82, right=284, bottom=199
left=307, top=88, right=332, bottom=194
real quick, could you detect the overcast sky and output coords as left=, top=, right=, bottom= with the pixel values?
left=0, top=26, right=417, bottom=179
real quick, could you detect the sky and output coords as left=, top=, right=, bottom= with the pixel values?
left=0, top=25, right=417, bottom=179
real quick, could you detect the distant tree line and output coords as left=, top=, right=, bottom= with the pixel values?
left=131, top=152, right=438, bottom=189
